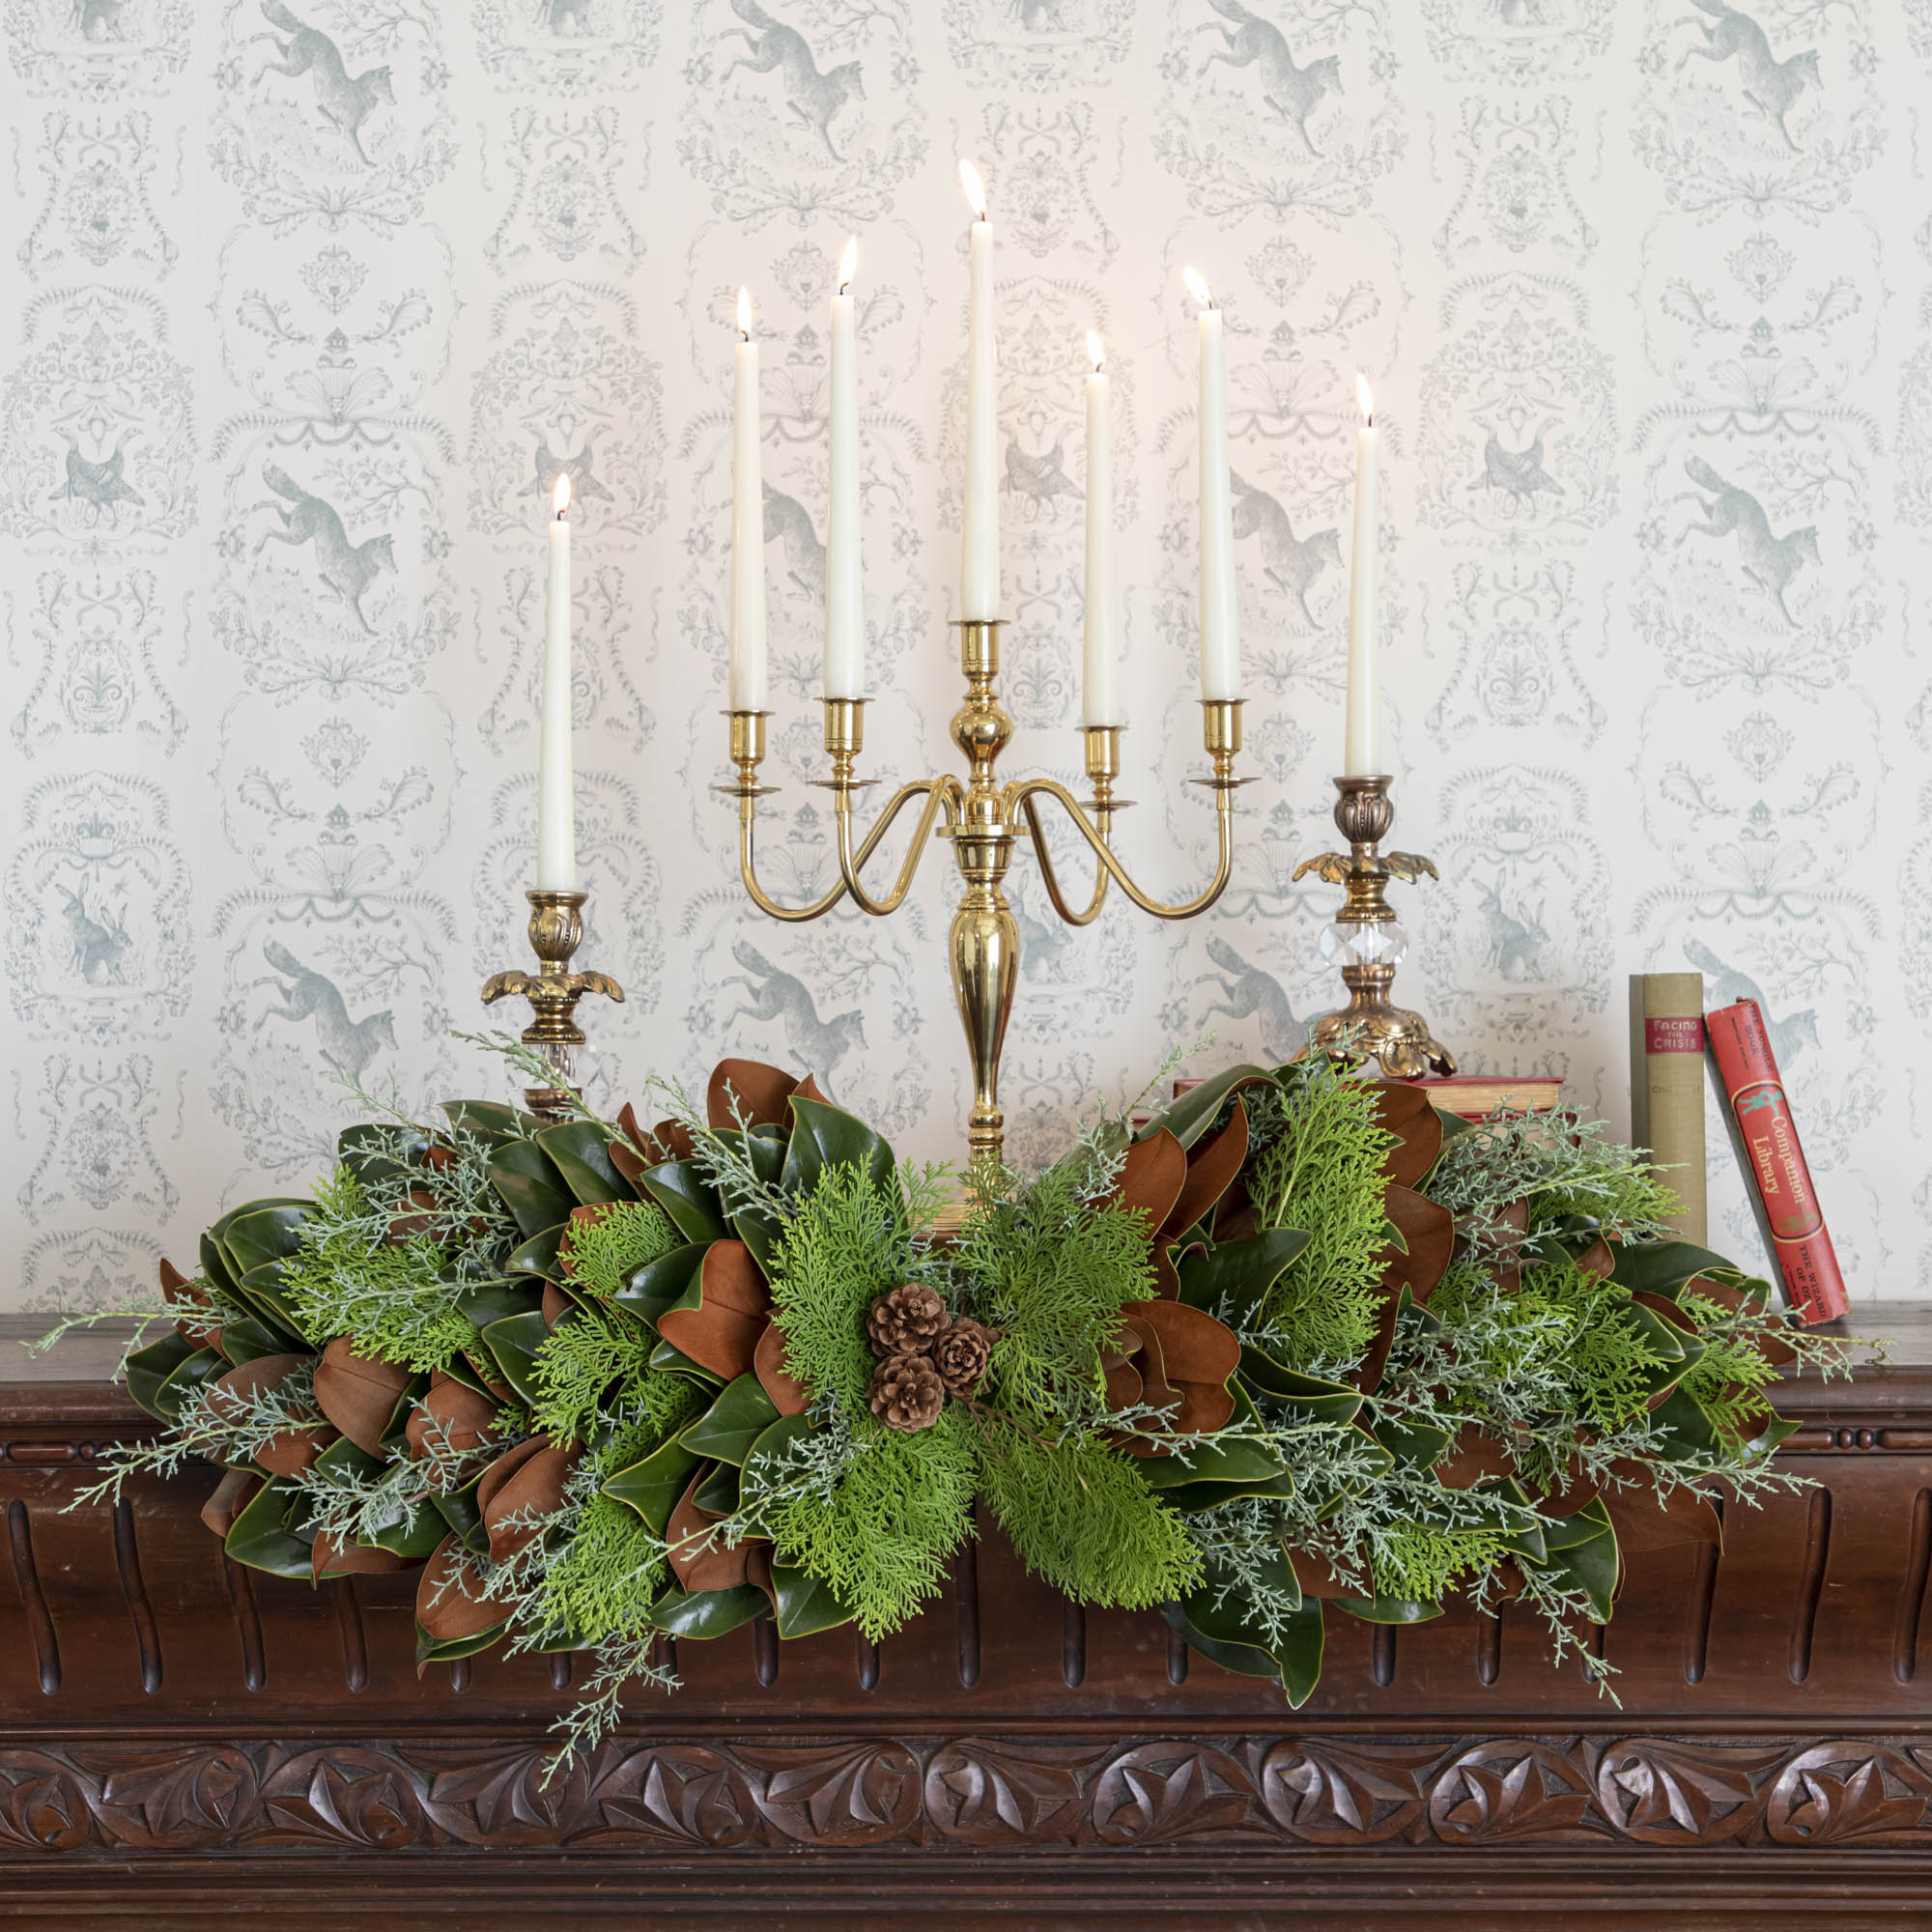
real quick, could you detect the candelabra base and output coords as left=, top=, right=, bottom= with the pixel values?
left=480, top=888, right=625, bottom=1120
left=1295, top=775, right=1457, bottom=1084
left=1308, top=992, right=1457, bottom=1083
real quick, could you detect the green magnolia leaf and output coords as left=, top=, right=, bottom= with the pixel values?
left=123, top=1331, right=205, bottom=1420
left=156, top=1344, right=228, bottom=1422
left=1608, top=1240, right=1743, bottom=1296
left=224, top=1476, right=315, bottom=1579
left=311, top=1435, right=385, bottom=1487
left=1148, top=1065, right=1272, bottom=1151
left=365, top=1495, right=448, bottom=1560
left=1174, top=1229, right=1310, bottom=1330
left=639, top=1163, right=728, bottom=1246
left=536, top=1121, right=629, bottom=1207
left=440, top=1100, right=531, bottom=1146
left=211, top=1314, right=294, bottom=1367
left=694, top=1460, right=741, bottom=1516
left=767, top=1560, right=856, bottom=1638
left=648, top=1337, right=727, bottom=1384
left=200, top=1232, right=242, bottom=1300
left=1237, top=1353, right=1365, bottom=1427
left=1335, top=1594, right=1445, bottom=1625
left=1158, top=1598, right=1277, bottom=1679
left=431, top=1470, right=491, bottom=1553
left=1272, top=1601, right=1326, bottom=1706
left=1373, top=1417, right=1454, bottom=1468
left=217, top=1201, right=313, bottom=1276
left=235, top=1261, right=310, bottom=1347
left=782, top=1095, right=893, bottom=1200
left=1537, top=1498, right=1618, bottom=1622
left=680, top=1374, right=781, bottom=1466
left=337, top=1121, right=422, bottom=1191
left=718, top=1126, right=787, bottom=1268
left=650, top=1582, right=767, bottom=1639
left=741, top=1411, right=821, bottom=1499
left=489, top=1140, right=575, bottom=1240
left=455, top=1277, right=544, bottom=1330
left=507, top=1225, right=567, bottom=1283
left=614, top=1241, right=708, bottom=1327
left=479, top=1309, right=552, bottom=1406
left=604, top=1436, right=704, bottom=1536
left=1435, top=1109, right=1476, bottom=1143
left=415, top=1619, right=510, bottom=1667
left=1139, top=1386, right=1287, bottom=1495
left=1158, top=1471, right=1296, bottom=1513
left=1745, top=1412, right=1803, bottom=1461
left=1646, top=1383, right=1723, bottom=1461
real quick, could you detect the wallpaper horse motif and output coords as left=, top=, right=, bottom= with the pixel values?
left=0, top=0, right=1918, bottom=1307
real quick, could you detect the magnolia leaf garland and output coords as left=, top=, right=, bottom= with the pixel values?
left=83, top=1052, right=1861, bottom=1760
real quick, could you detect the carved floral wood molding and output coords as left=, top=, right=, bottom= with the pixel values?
left=3, top=1734, right=1932, bottom=1858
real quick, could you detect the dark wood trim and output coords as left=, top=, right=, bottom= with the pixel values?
left=7, top=1359, right=1932, bottom=1920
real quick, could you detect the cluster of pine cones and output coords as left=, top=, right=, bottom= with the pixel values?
left=864, top=1283, right=996, bottom=1433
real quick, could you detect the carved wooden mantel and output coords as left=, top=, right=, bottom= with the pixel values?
left=5, top=1327, right=1932, bottom=1928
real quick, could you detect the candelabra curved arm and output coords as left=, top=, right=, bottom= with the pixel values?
left=834, top=776, right=964, bottom=916
left=733, top=779, right=958, bottom=923
left=1010, top=778, right=1236, bottom=923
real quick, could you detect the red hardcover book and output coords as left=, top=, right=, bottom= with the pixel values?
left=1704, top=999, right=1848, bottom=1323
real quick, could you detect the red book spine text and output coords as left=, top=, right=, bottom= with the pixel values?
left=1705, top=1000, right=1848, bottom=1324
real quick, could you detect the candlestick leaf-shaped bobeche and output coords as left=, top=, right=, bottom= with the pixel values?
left=481, top=889, right=625, bottom=1118
left=721, top=623, right=1245, bottom=1170
left=1293, top=775, right=1456, bottom=1082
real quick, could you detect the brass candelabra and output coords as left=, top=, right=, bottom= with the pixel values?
left=720, top=618, right=1246, bottom=1168
left=480, top=888, right=625, bottom=1118
left=1293, top=775, right=1456, bottom=1080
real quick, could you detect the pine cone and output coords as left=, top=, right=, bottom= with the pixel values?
left=867, top=1282, right=950, bottom=1358
left=932, top=1318, right=996, bottom=1399
left=867, top=1352, right=946, bottom=1433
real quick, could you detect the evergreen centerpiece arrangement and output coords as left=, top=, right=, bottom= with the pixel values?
left=55, top=1051, right=1861, bottom=1766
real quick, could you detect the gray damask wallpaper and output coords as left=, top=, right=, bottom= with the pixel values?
left=0, top=0, right=1920, bottom=1310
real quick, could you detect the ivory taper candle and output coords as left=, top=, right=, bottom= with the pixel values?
left=825, top=237, right=863, bottom=699
left=729, top=287, right=767, bottom=712
left=1344, top=374, right=1381, bottom=776
left=1083, top=330, right=1121, bottom=727
left=1186, top=267, right=1239, bottom=702
left=536, top=472, right=576, bottom=891
left=958, top=159, right=1000, bottom=622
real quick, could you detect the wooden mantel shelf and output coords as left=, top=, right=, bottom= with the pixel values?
left=4, top=1313, right=1931, bottom=1928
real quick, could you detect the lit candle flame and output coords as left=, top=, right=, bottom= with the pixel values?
left=1183, top=265, right=1213, bottom=310
left=1356, top=373, right=1374, bottom=426
left=553, top=472, right=570, bottom=519
left=958, top=158, right=986, bottom=220
left=1087, top=330, right=1104, bottom=372
left=736, top=287, right=752, bottom=338
left=838, top=236, right=858, bottom=293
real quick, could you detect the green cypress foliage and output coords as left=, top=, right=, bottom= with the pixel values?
left=768, top=1164, right=932, bottom=1412
left=563, top=1201, right=682, bottom=1304
left=755, top=1412, right=979, bottom=1640
left=954, top=1157, right=1154, bottom=1420
left=281, top=1165, right=477, bottom=1371
left=975, top=1419, right=1201, bottom=1607
left=1249, top=1064, right=1394, bottom=1372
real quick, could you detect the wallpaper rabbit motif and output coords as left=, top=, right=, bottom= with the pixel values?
left=0, top=0, right=1921, bottom=1308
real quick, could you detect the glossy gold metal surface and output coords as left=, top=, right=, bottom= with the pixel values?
left=1294, top=775, right=1457, bottom=1081
left=480, top=888, right=626, bottom=1117
left=722, top=625, right=1248, bottom=1168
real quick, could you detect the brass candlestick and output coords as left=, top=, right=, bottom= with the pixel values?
left=720, top=619, right=1246, bottom=1169
left=1293, top=775, right=1456, bottom=1081
left=481, top=888, right=625, bottom=1118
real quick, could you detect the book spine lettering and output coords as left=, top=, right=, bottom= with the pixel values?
left=1629, top=973, right=1708, bottom=1245
left=1704, top=999, right=1848, bottom=1323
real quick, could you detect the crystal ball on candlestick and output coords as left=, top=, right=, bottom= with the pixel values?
left=1319, top=920, right=1407, bottom=969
